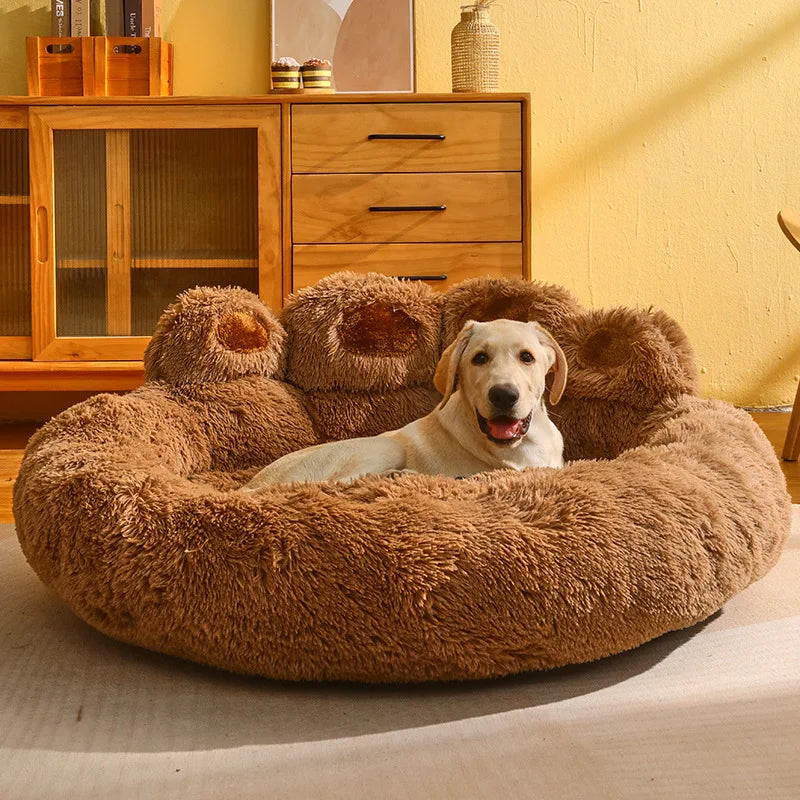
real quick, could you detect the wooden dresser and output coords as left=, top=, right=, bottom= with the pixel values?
left=0, top=93, right=530, bottom=393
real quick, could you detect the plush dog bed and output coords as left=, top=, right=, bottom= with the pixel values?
left=13, top=273, right=791, bottom=683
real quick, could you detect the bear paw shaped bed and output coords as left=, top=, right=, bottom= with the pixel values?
left=13, top=274, right=791, bottom=683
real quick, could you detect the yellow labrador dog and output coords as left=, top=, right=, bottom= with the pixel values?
left=240, top=318, right=566, bottom=490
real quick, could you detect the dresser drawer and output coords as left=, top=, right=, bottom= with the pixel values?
left=292, top=173, right=521, bottom=244
left=293, top=243, right=523, bottom=291
left=291, top=102, right=522, bottom=173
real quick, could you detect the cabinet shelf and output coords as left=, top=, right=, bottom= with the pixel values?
left=56, top=260, right=104, bottom=269
left=0, top=360, right=144, bottom=391
left=133, top=258, right=258, bottom=269
left=55, top=258, right=258, bottom=270
left=0, top=196, right=29, bottom=205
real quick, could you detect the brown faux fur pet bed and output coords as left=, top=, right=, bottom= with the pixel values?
left=13, top=273, right=791, bottom=683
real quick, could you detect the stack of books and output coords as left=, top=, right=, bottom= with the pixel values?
left=51, top=0, right=162, bottom=38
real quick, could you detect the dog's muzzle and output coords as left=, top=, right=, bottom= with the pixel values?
left=477, top=410, right=532, bottom=445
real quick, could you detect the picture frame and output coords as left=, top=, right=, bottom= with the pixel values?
left=271, top=0, right=415, bottom=93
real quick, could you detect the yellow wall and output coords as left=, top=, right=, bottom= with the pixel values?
left=2, top=0, right=800, bottom=405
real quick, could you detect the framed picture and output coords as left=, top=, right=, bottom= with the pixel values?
left=271, top=0, right=415, bottom=92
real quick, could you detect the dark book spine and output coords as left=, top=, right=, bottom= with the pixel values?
left=123, top=0, right=142, bottom=36
left=106, top=0, right=125, bottom=37
left=51, top=0, right=70, bottom=36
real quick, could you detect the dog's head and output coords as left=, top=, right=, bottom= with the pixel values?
left=434, top=319, right=567, bottom=447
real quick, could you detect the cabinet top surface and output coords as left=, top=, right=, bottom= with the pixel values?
left=0, top=92, right=529, bottom=107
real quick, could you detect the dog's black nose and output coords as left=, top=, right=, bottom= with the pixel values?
left=488, top=384, right=519, bottom=411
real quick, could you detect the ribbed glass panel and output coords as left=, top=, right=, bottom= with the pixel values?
left=131, top=267, right=258, bottom=335
left=0, top=129, right=28, bottom=195
left=131, top=129, right=258, bottom=259
left=0, top=130, right=30, bottom=338
left=56, top=267, right=107, bottom=336
left=54, top=130, right=108, bottom=337
left=129, top=128, right=259, bottom=333
left=0, top=206, right=31, bottom=337
left=51, top=128, right=260, bottom=339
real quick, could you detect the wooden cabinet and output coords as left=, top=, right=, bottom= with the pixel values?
left=0, top=94, right=530, bottom=390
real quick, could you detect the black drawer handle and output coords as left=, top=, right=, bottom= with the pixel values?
left=368, top=134, right=446, bottom=141
left=369, top=205, right=446, bottom=212
left=392, top=274, right=448, bottom=282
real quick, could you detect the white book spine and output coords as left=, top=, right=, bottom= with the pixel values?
left=71, top=0, right=90, bottom=36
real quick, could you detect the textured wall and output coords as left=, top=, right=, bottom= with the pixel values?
left=3, top=0, right=800, bottom=405
left=418, top=0, right=800, bottom=406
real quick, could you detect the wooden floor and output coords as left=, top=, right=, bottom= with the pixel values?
left=751, top=412, right=800, bottom=500
left=1, top=413, right=799, bottom=527
left=1, top=423, right=40, bottom=528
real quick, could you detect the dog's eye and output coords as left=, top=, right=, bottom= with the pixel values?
left=519, top=350, right=535, bottom=363
left=471, top=352, right=489, bottom=365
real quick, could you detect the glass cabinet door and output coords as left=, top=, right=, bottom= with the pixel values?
left=0, top=110, right=31, bottom=359
left=29, top=106, right=282, bottom=361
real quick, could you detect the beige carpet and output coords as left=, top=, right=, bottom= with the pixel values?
left=1, top=511, right=798, bottom=800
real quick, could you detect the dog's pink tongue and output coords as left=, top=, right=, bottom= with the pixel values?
left=488, top=418, right=522, bottom=440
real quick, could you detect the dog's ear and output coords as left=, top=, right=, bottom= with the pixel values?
left=435, top=321, right=476, bottom=408
left=532, top=323, right=568, bottom=405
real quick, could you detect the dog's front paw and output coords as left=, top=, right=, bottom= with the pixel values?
left=379, top=468, right=420, bottom=479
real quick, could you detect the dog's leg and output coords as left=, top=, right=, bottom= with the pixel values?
left=240, top=436, right=406, bottom=491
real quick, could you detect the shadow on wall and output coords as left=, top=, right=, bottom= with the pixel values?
left=534, top=5, right=800, bottom=207
left=0, top=6, right=50, bottom=96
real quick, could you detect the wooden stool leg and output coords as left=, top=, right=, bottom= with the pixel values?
left=783, top=379, right=800, bottom=460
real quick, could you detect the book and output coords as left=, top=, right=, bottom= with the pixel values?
left=90, top=0, right=106, bottom=34
left=70, top=0, right=89, bottom=36
left=105, top=0, right=125, bottom=37
left=141, top=0, right=162, bottom=38
left=51, top=0, right=70, bottom=36
left=124, top=0, right=142, bottom=36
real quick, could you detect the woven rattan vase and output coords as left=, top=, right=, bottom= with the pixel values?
left=451, top=4, right=500, bottom=93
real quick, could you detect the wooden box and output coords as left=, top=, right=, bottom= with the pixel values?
left=92, top=37, right=173, bottom=97
left=26, top=37, right=173, bottom=98
left=26, top=37, right=93, bottom=97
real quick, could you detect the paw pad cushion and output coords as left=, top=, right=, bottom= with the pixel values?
left=281, top=272, right=442, bottom=392
left=558, top=307, right=700, bottom=408
left=144, top=286, right=287, bottom=385
left=442, top=277, right=582, bottom=345
left=546, top=308, right=701, bottom=460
